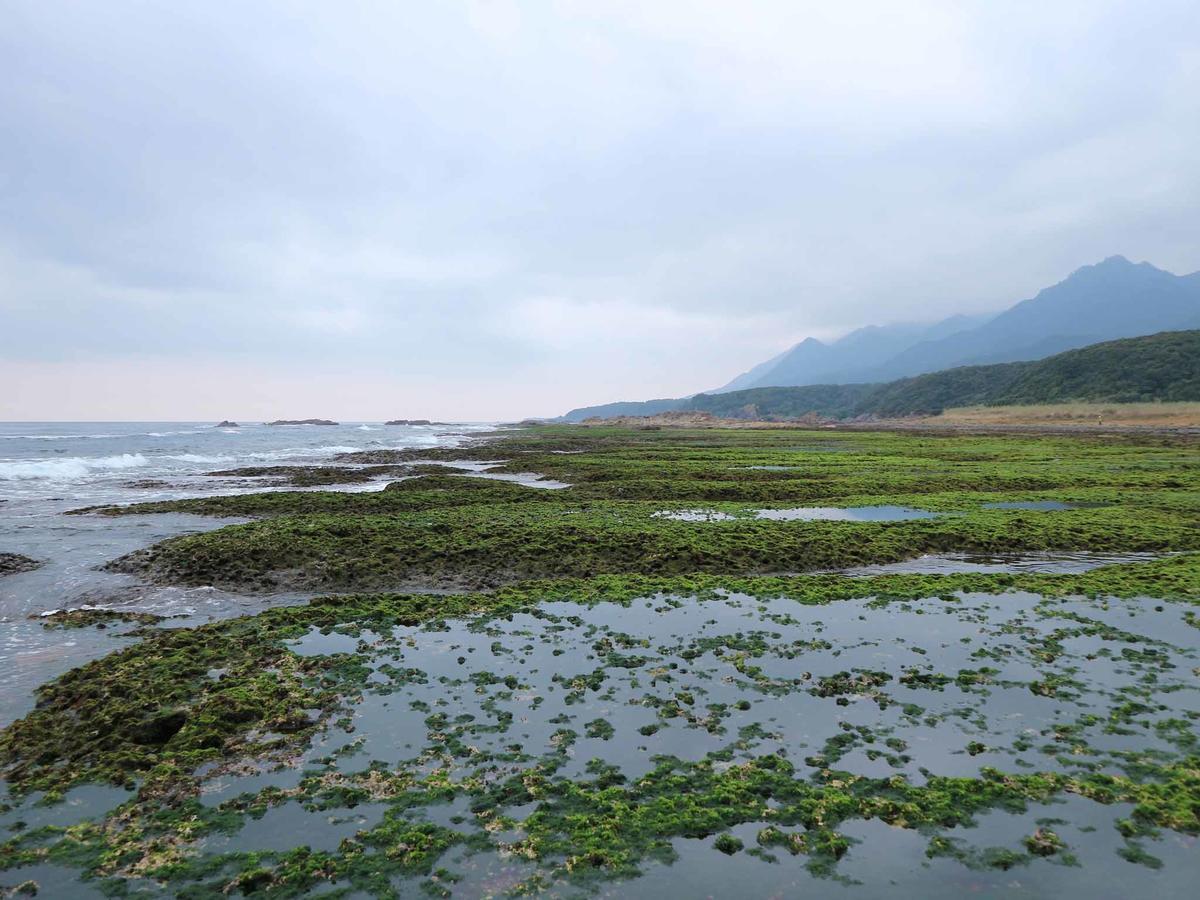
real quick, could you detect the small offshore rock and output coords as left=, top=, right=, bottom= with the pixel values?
left=0, top=553, right=42, bottom=578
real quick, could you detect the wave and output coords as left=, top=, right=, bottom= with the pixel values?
left=166, top=446, right=364, bottom=465
left=286, top=445, right=362, bottom=455
left=1, top=433, right=123, bottom=441
left=0, top=453, right=150, bottom=481
left=3, top=426, right=216, bottom=441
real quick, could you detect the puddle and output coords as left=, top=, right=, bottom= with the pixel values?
left=413, top=459, right=571, bottom=489
left=835, top=551, right=1166, bottom=576
left=5, top=588, right=1197, bottom=896
left=654, top=506, right=943, bottom=523
left=754, top=505, right=943, bottom=522
left=286, top=628, right=386, bottom=657
left=653, top=509, right=737, bottom=522
left=983, top=501, right=1115, bottom=512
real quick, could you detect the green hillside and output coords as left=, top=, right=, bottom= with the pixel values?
left=687, top=383, right=876, bottom=419
left=685, top=330, right=1200, bottom=419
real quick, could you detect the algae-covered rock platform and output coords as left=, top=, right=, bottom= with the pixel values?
left=3, top=426, right=1199, bottom=897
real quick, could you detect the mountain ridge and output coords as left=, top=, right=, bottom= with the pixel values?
left=555, top=256, right=1200, bottom=422
left=688, top=329, right=1200, bottom=420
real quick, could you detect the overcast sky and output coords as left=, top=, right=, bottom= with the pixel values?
left=3, top=1, right=1198, bottom=420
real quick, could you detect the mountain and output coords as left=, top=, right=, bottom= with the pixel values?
left=713, top=315, right=987, bottom=393
left=719, top=256, right=1199, bottom=392
left=555, top=256, right=1200, bottom=422
left=865, top=256, right=1200, bottom=381
left=688, top=383, right=877, bottom=420
left=715, top=345, right=796, bottom=393
left=554, top=397, right=685, bottom=422
left=683, top=330, right=1200, bottom=420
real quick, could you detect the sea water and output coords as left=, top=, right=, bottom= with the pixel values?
left=0, top=420, right=496, bottom=726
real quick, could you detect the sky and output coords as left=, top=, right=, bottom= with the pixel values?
left=2, top=1, right=1199, bottom=421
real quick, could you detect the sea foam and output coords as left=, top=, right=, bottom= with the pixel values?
left=0, top=453, right=150, bottom=481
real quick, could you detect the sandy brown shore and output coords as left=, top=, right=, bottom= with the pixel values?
left=572, top=403, right=1200, bottom=438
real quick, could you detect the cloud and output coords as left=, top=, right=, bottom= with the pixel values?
left=1, top=0, right=1198, bottom=418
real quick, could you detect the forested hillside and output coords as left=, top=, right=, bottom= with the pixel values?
left=681, top=330, right=1200, bottom=419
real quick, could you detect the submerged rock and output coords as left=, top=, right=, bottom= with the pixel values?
left=35, top=608, right=166, bottom=629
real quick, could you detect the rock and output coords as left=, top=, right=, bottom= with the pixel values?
left=215, top=420, right=239, bottom=428
left=385, top=419, right=432, bottom=426
left=36, top=608, right=166, bottom=629
left=0, top=553, right=42, bottom=578
left=266, top=419, right=338, bottom=426
left=205, top=464, right=407, bottom=486
left=130, top=709, right=189, bottom=745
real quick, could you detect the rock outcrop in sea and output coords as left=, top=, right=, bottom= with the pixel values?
left=0, top=552, right=43, bottom=578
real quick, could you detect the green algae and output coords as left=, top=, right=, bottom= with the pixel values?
left=3, top=579, right=1200, bottom=894
left=74, top=474, right=550, bottom=520
left=34, top=609, right=166, bottom=630
left=4, top=555, right=1199, bottom=798
left=100, top=502, right=1200, bottom=593
left=71, top=427, right=1200, bottom=592
left=5, top=426, right=1200, bottom=896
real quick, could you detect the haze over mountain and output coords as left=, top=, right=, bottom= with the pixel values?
left=719, top=256, right=1200, bottom=391
left=687, top=329, right=1200, bottom=421
left=713, top=315, right=989, bottom=393
left=558, top=256, right=1200, bottom=421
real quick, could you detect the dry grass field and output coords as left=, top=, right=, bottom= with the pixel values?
left=926, top=401, right=1200, bottom=427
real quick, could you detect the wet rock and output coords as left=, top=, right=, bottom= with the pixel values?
left=0, top=553, right=42, bottom=578
left=35, top=608, right=166, bottom=630
left=215, top=420, right=239, bottom=428
left=1024, top=828, right=1065, bottom=856
left=131, top=709, right=189, bottom=746
left=205, top=464, right=407, bottom=486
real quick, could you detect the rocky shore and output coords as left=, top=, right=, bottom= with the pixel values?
left=4, top=424, right=1198, bottom=897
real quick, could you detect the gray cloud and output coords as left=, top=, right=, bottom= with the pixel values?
left=2, top=1, right=1198, bottom=419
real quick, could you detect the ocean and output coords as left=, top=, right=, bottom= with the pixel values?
left=0, top=420, right=496, bottom=725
